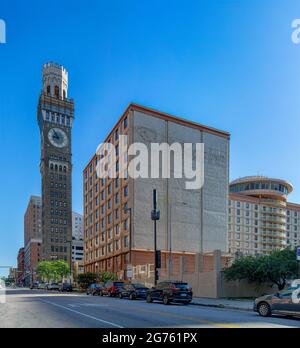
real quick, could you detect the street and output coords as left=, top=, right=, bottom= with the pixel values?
left=1, top=289, right=300, bottom=328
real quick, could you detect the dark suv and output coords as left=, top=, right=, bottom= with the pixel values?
left=146, top=281, right=193, bottom=305
left=86, top=283, right=104, bottom=296
left=101, top=281, right=125, bottom=297
left=119, top=283, right=149, bottom=300
left=59, top=283, right=73, bottom=292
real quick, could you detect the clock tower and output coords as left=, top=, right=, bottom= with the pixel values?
left=37, top=62, right=74, bottom=266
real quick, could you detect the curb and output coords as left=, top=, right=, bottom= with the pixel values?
left=190, top=302, right=253, bottom=312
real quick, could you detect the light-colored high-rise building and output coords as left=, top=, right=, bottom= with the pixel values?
left=228, top=176, right=300, bottom=256
left=72, top=212, right=83, bottom=241
left=72, top=212, right=84, bottom=269
left=83, top=104, right=230, bottom=282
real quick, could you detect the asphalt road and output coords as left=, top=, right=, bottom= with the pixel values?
left=1, top=288, right=300, bottom=328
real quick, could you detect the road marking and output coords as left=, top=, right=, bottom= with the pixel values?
left=39, top=299, right=123, bottom=328
left=102, top=302, right=241, bottom=328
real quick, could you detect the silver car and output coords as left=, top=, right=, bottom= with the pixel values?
left=254, top=286, right=300, bottom=317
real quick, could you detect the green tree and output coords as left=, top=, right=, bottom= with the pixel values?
left=98, top=272, right=118, bottom=283
left=37, top=260, right=70, bottom=282
left=52, top=260, right=70, bottom=282
left=77, top=273, right=97, bottom=289
left=36, top=261, right=53, bottom=282
left=224, top=249, right=299, bottom=290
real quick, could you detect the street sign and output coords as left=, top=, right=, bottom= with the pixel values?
left=127, top=264, right=133, bottom=279
left=297, top=247, right=300, bottom=261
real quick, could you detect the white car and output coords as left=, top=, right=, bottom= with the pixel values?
left=46, top=283, right=60, bottom=291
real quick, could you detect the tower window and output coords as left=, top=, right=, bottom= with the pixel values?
left=54, top=86, right=60, bottom=98
left=47, top=85, right=51, bottom=95
left=63, top=90, right=66, bottom=99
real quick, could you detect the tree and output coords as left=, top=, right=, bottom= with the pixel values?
left=77, top=273, right=97, bottom=289
left=36, top=261, right=53, bottom=282
left=98, top=272, right=118, bottom=283
left=224, top=248, right=299, bottom=290
left=52, top=260, right=70, bottom=281
left=37, top=260, right=70, bottom=282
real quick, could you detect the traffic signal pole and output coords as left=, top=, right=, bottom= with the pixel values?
left=151, top=189, right=160, bottom=286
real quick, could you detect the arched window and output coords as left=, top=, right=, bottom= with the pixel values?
left=47, top=85, right=51, bottom=95
left=50, top=163, right=53, bottom=170
left=54, top=86, right=59, bottom=98
left=59, top=165, right=62, bottom=172
left=63, top=166, right=67, bottom=172
left=55, top=164, right=58, bottom=171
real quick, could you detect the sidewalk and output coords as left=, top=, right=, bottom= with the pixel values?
left=192, top=297, right=254, bottom=311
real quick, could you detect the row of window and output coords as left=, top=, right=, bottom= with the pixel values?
left=85, top=116, right=128, bottom=178
left=45, top=111, right=71, bottom=126
left=85, top=218, right=129, bottom=239
left=230, top=182, right=289, bottom=194
left=50, top=200, right=68, bottom=207
left=50, top=245, right=68, bottom=253
left=49, top=163, right=68, bottom=172
left=85, top=236, right=129, bottom=260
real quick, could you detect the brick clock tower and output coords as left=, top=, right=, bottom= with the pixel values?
left=37, top=63, right=74, bottom=266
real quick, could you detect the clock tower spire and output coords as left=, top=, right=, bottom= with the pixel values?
left=37, top=62, right=74, bottom=267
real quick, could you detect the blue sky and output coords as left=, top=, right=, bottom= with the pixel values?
left=0, top=0, right=300, bottom=276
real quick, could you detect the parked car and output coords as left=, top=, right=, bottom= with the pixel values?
left=101, top=281, right=126, bottom=297
left=254, top=286, right=300, bottom=317
left=38, top=282, right=46, bottom=290
left=30, top=282, right=39, bottom=289
left=146, top=281, right=193, bottom=305
left=59, top=283, right=73, bottom=292
left=119, top=283, right=149, bottom=300
left=46, top=283, right=60, bottom=291
left=86, top=283, right=104, bottom=296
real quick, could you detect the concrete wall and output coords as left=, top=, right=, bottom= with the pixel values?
left=131, top=110, right=229, bottom=255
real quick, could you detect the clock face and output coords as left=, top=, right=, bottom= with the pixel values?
left=48, top=128, right=68, bottom=148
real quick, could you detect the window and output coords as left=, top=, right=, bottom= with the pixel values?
left=124, top=236, right=129, bottom=248
left=54, top=85, right=59, bottom=98
left=123, top=116, right=128, bottom=129
left=124, top=186, right=128, bottom=197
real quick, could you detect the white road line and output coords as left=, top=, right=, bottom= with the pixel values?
left=39, top=299, right=124, bottom=328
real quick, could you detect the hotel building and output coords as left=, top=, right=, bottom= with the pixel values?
left=83, top=104, right=230, bottom=283
left=228, top=176, right=300, bottom=256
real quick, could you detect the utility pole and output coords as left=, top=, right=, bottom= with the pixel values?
left=151, top=189, right=160, bottom=286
